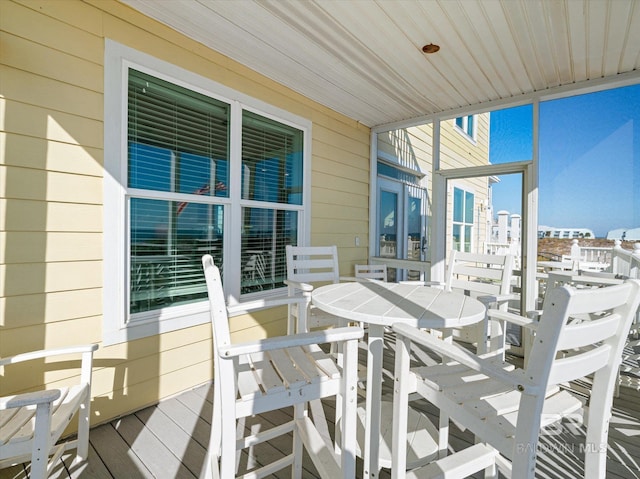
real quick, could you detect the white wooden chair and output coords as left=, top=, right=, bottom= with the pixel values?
left=540, top=242, right=640, bottom=393
left=391, top=279, right=640, bottom=479
left=284, top=245, right=346, bottom=332
left=355, top=264, right=387, bottom=281
left=610, top=243, right=640, bottom=388
left=201, top=254, right=363, bottom=479
left=422, top=250, right=516, bottom=356
left=0, top=344, right=99, bottom=479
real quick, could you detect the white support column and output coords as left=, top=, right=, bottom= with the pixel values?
left=430, top=120, right=446, bottom=284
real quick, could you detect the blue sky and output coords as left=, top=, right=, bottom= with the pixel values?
left=489, top=84, right=640, bottom=238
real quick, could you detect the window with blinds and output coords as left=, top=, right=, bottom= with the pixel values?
left=240, top=111, right=303, bottom=294
left=128, top=69, right=228, bottom=316
left=126, top=68, right=305, bottom=317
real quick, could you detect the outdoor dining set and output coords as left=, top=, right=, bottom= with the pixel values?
left=2, top=245, right=639, bottom=479
left=200, top=245, right=640, bottom=479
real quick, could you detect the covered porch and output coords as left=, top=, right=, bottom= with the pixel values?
left=2, top=1, right=640, bottom=478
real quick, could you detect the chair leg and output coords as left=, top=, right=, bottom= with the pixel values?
left=208, top=381, right=223, bottom=476
left=30, top=401, right=54, bottom=479
left=309, top=399, right=332, bottom=448
left=75, top=392, right=91, bottom=463
left=340, top=339, right=358, bottom=478
left=218, top=384, right=237, bottom=478
left=292, top=403, right=305, bottom=478
left=392, top=335, right=411, bottom=478
left=583, top=372, right=615, bottom=479
left=437, top=329, right=453, bottom=459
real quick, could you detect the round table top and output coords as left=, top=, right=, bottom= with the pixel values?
left=312, top=281, right=486, bottom=329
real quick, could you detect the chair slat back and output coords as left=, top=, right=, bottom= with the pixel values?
left=286, top=245, right=341, bottom=286
left=527, top=280, right=640, bottom=389
left=355, top=264, right=387, bottom=281
left=446, top=250, right=513, bottom=297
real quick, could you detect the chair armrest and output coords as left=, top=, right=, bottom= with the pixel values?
left=339, top=276, right=358, bottom=282
left=0, top=344, right=99, bottom=367
left=0, top=389, right=61, bottom=410
left=218, top=326, right=364, bottom=358
left=476, top=293, right=518, bottom=307
left=392, top=322, right=539, bottom=394
left=227, top=295, right=307, bottom=315
left=283, top=279, right=314, bottom=293
left=487, top=310, right=539, bottom=331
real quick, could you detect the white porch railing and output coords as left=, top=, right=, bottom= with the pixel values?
left=485, top=241, right=521, bottom=269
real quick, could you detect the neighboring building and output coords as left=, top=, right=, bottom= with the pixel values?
left=538, top=226, right=595, bottom=239
left=624, top=228, right=640, bottom=241
left=377, top=113, right=492, bottom=273
left=607, top=228, right=628, bottom=240
left=607, top=228, right=640, bottom=241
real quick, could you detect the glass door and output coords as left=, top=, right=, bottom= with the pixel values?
left=377, top=178, right=427, bottom=282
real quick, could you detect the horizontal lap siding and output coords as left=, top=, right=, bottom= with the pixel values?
left=312, top=121, right=370, bottom=275
left=0, top=0, right=370, bottom=423
left=439, top=117, right=490, bottom=169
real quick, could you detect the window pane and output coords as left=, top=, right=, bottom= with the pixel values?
left=540, top=85, right=640, bottom=239
left=130, top=198, right=223, bottom=314
left=488, top=104, right=532, bottom=165
left=128, top=69, right=230, bottom=197
left=464, top=225, right=472, bottom=252
left=242, top=111, right=303, bottom=205
left=466, top=115, right=474, bottom=136
left=241, top=207, right=297, bottom=294
left=178, top=153, right=228, bottom=197
left=453, top=187, right=463, bottom=222
left=129, top=143, right=173, bottom=191
left=464, top=191, right=474, bottom=222
left=455, top=117, right=464, bottom=129
left=452, top=224, right=461, bottom=251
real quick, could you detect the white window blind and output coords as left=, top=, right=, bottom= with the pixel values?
left=127, top=69, right=229, bottom=316
left=239, top=111, right=303, bottom=294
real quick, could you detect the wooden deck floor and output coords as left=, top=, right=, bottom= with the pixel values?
left=3, top=344, right=640, bottom=479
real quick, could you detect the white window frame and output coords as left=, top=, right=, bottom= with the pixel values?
left=454, top=114, right=477, bottom=141
left=451, top=184, right=475, bottom=253
left=104, top=40, right=311, bottom=345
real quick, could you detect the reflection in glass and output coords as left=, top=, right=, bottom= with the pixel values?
left=241, top=208, right=297, bottom=294
left=242, top=111, right=303, bottom=205
left=129, top=198, right=223, bottom=315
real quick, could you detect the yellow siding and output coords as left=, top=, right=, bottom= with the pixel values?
left=0, top=199, right=103, bottom=232
left=0, top=0, right=370, bottom=425
left=377, top=115, right=491, bottom=256
left=0, top=289, right=103, bottom=327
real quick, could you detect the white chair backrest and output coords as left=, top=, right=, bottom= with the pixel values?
left=445, top=250, right=513, bottom=298
left=355, top=264, right=387, bottom=281
left=530, top=280, right=640, bottom=388
left=286, top=245, right=340, bottom=285
left=515, top=279, right=640, bottom=477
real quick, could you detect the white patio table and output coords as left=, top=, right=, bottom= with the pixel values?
left=312, top=280, right=486, bottom=479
